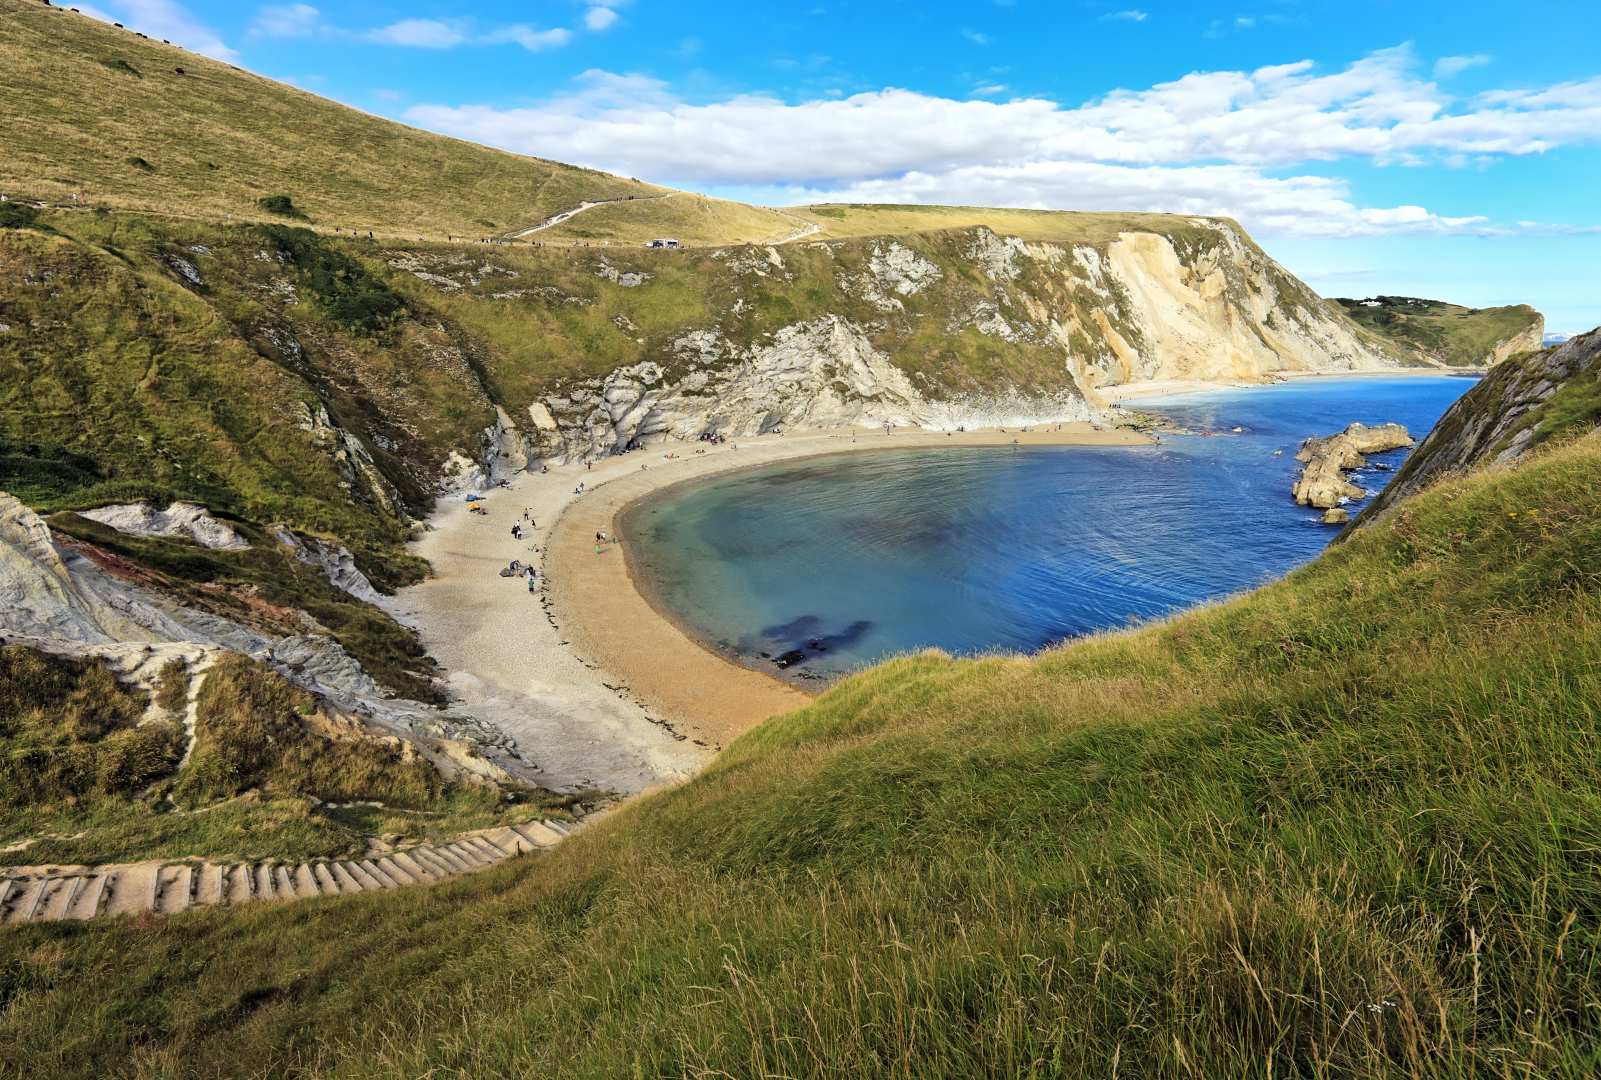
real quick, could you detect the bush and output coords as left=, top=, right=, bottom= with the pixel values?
left=0, top=202, right=39, bottom=229
left=257, top=224, right=407, bottom=332
left=257, top=194, right=306, bottom=219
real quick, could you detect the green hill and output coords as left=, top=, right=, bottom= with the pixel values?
left=6, top=424, right=1601, bottom=1076
left=0, top=0, right=662, bottom=240
left=1333, top=296, right=1545, bottom=368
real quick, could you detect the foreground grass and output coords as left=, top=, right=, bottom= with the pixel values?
left=3, top=435, right=1600, bottom=1076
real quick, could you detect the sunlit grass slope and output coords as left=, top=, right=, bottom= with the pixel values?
left=0, top=0, right=662, bottom=238
left=5, top=433, right=1600, bottom=1077
left=537, top=192, right=810, bottom=246
left=792, top=202, right=1233, bottom=244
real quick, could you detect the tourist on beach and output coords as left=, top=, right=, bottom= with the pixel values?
left=595, top=530, right=609, bottom=544
left=511, top=525, right=523, bottom=540
left=527, top=575, right=537, bottom=594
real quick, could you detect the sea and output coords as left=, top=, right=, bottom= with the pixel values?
left=622, top=375, right=1477, bottom=683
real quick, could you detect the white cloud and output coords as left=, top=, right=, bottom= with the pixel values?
left=1101, top=10, right=1148, bottom=22
left=484, top=25, right=574, bottom=51
left=404, top=46, right=1601, bottom=238
left=961, top=29, right=992, bottom=45
left=585, top=6, right=621, bottom=31
left=368, top=19, right=468, bottom=48
left=973, top=83, right=1009, bottom=98
left=1435, top=54, right=1491, bottom=78
left=251, top=3, right=320, bottom=39
left=85, top=0, right=237, bottom=60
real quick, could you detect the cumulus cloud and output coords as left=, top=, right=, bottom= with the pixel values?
left=368, top=18, right=468, bottom=48
left=585, top=6, right=621, bottom=31
left=82, top=0, right=237, bottom=60
left=484, top=25, right=574, bottom=51
left=404, top=46, right=1601, bottom=238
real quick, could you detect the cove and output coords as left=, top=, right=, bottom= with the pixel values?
left=622, top=375, right=1476, bottom=682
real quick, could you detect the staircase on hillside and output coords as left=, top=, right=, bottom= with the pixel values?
left=0, top=820, right=573, bottom=925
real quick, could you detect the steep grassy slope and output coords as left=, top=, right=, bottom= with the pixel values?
left=0, top=0, right=661, bottom=239
left=1334, top=296, right=1544, bottom=367
left=5, top=433, right=1600, bottom=1077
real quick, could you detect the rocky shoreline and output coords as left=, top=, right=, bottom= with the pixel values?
left=1292, top=422, right=1414, bottom=522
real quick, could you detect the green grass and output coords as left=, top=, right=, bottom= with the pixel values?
left=4, top=434, right=1600, bottom=1077
left=1334, top=296, right=1543, bottom=367
left=0, top=0, right=664, bottom=240
left=539, top=192, right=809, bottom=246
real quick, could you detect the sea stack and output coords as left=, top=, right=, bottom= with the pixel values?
left=1292, top=422, right=1414, bottom=509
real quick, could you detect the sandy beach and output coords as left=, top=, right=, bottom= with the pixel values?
left=1102, top=367, right=1463, bottom=403
left=385, top=421, right=1150, bottom=794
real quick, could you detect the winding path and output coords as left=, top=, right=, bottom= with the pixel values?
left=509, top=193, right=677, bottom=239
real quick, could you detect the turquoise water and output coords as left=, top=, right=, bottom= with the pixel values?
left=624, top=376, right=1476, bottom=682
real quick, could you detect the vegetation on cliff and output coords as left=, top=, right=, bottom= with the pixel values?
left=1334, top=295, right=1544, bottom=368
left=5, top=429, right=1601, bottom=1076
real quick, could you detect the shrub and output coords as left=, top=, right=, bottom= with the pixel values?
left=257, top=223, right=407, bottom=332
left=257, top=194, right=306, bottom=219
left=0, top=202, right=39, bottom=229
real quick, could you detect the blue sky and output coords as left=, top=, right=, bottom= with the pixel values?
left=81, top=1, right=1601, bottom=334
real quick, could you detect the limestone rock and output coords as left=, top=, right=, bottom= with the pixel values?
left=80, top=501, right=249, bottom=550
left=1292, top=422, right=1413, bottom=509
left=1321, top=507, right=1350, bottom=525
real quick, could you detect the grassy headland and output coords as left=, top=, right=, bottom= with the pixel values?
left=1334, top=296, right=1544, bottom=368
left=4, top=431, right=1600, bottom=1076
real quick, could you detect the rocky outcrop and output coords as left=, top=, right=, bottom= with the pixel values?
left=80, top=501, right=249, bottom=550
left=542, top=316, right=1095, bottom=460
left=1292, top=422, right=1414, bottom=509
left=0, top=491, right=526, bottom=786
left=296, top=402, right=405, bottom=517
left=1355, top=329, right=1601, bottom=527
left=274, top=528, right=382, bottom=604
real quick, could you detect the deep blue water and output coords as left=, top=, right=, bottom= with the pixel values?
left=624, top=376, right=1475, bottom=682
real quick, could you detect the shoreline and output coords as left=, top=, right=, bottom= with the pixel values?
left=1102, top=366, right=1471, bottom=403
left=544, top=424, right=1150, bottom=749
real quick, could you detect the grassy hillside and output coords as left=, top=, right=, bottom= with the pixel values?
left=5, top=432, right=1600, bottom=1076
left=0, top=0, right=662, bottom=239
left=536, top=192, right=810, bottom=247
left=793, top=203, right=1234, bottom=244
left=1334, top=296, right=1544, bottom=367
left=0, top=648, right=571, bottom=867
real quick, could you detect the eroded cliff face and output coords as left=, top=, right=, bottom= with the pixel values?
left=414, top=219, right=1402, bottom=478
left=1354, top=328, right=1601, bottom=527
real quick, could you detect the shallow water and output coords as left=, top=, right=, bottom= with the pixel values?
left=624, top=376, right=1476, bottom=682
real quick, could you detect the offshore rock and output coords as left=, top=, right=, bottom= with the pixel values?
left=1292, top=422, right=1414, bottom=509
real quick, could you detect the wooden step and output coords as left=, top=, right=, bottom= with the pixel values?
left=511, top=821, right=564, bottom=847
left=253, top=863, right=277, bottom=901
left=310, top=863, right=342, bottom=895
left=461, top=835, right=509, bottom=863
left=290, top=865, right=321, bottom=898
left=104, top=865, right=157, bottom=918
left=154, top=865, right=194, bottom=914
left=440, top=842, right=489, bottom=869
left=340, top=861, right=383, bottom=890
left=64, top=873, right=109, bottom=920
left=543, top=819, right=573, bottom=837
left=387, top=850, right=435, bottom=883
left=221, top=864, right=253, bottom=905
left=331, top=862, right=370, bottom=892
left=194, top=864, right=224, bottom=907
left=355, top=860, right=399, bottom=888
left=36, top=877, right=80, bottom=921
left=370, top=856, right=418, bottom=886
left=272, top=864, right=295, bottom=898
left=407, top=847, right=457, bottom=877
